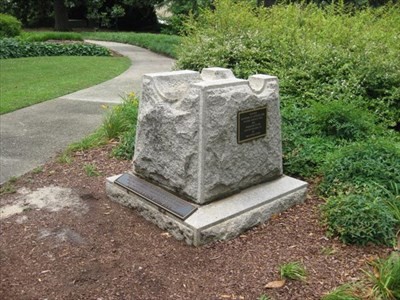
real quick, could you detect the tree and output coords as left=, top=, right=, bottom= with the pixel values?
left=0, top=0, right=164, bottom=31
left=54, top=0, right=69, bottom=31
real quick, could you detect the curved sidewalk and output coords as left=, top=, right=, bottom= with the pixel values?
left=0, top=41, right=175, bottom=184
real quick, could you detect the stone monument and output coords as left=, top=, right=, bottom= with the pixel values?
left=106, top=67, right=307, bottom=246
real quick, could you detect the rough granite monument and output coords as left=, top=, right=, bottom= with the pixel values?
left=106, top=67, right=307, bottom=246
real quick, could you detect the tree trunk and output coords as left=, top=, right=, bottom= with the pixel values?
left=54, top=0, right=70, bottom=31
left=263, top=0, right=276, bottom=7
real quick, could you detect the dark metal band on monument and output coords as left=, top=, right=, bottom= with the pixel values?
left=115, top=173, right=197, bottom=220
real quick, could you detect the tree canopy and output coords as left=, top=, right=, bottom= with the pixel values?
left=0, top=0, right=164, bottom=31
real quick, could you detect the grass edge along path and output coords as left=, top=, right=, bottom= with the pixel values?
left=0, top=56, right=130, bottom=114
left=82, top=32, right=180, bottom=58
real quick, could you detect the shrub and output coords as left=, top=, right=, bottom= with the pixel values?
left=319, top=138, right=400, bottom=196
left=307, top=100, right=377, bottom=141
left=0, top=13, right=21, bottom=37
left=282, top=99, right=380, bottom=177
left=0, top=38, right=110, bottom=59
left=176, top=0, right=400, bottom=126
left=322, top=192, right=397, bottom=245
left=283, top=135, right=337, bottom=178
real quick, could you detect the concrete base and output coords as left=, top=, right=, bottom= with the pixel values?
left=106, top=175, right=307, bottom=246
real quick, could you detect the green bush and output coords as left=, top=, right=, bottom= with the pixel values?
left=0, top=13, right=21, bottom=37
left=283, top=134, right=337, bottom=178
left=0, top=38, right=110, bottom=59
left=319, top=138, right=400, bottom=196
left=282, top=99, right=380, bottom=177
left=307, top=101, right=377, bottom=141
left=322, top=192, right=397, bottom=245
left=176, top=0, right=400, bottom=126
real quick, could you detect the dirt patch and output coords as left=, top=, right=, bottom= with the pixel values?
left=0, top=186, right=87, bottom=220
left=0, top=144, right=391, bottom=300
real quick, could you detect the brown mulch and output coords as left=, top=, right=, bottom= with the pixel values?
left=0, top=145, right=390, bottom=300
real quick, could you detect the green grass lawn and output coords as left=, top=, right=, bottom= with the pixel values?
left=18, top=30, right=180, bottom=58
left=0, top=56, right=130, bottom=114
left=82, top=32, right=180, bottom=58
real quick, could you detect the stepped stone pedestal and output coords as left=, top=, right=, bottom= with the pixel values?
left=106, top=67, right=307, bottom=246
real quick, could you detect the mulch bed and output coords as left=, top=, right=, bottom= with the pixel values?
left=0, top=145, right=391, bottom=300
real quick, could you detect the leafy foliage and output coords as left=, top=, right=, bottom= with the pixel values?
left=319, top=139, right=400, bottom=196
left=307, top=101, right=377, bottom=141
left=322, top=191, right=397, bottom=245
left=0, top=38, right=110, bottom=59
left=176, top=0, right=400, bottom=127
left=364, top=253, right=400, bottom=300
left=281, top=99, right=378, bottom=178
left=0, top=13, right=21, bottom=37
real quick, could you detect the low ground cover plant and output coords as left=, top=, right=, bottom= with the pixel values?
left=319, top=138, right=400, bottom=246
left=319, top=139, right=400, bottom=197
left=281, top=99, right=380, bottom=178
left=322, top=191, right=398, bottom=246
left=0, top=38, right=110, bottom=59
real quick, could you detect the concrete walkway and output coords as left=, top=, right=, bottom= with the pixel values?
left=0, top=41, right=175, bottom=184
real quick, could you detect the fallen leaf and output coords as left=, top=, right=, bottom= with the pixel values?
left=265, top=279, right=286, bottom=289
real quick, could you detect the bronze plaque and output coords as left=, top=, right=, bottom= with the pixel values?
left=237, top=106, right=267, bottom=143
left=114, top=173, right=197, bottom=220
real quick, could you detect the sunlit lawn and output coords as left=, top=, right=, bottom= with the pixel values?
left=0, top=56, right=130, bottom=114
